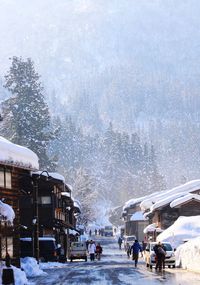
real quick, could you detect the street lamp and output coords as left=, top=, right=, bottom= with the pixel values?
left=31, top=170, right=50, bottom=263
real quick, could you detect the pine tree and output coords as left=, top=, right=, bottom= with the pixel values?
left=72, top=168, right=97, bottom=226
left=1, top=56, right=54, bottom=169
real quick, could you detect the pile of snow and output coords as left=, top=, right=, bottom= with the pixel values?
left=0, top=200, right=15, bottom=223
left=175, top=236, right=200, bottom=272
left=21, top=257, right=47, bottom=277
left=143, top=223, right=163, bottom=234
left=0, top=264, right=28, bottom=285
left=156, top=216, right=200, bottom=249
left=0, top=136, right=39, bottom=170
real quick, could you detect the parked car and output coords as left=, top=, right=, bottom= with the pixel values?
left=123, top=235, right=136, bottom=251
left=144, top=241, right=176, bottom=269
left=104, top=226, right=113, bottom=237
left=20, top=237, right=58, bottom=262
left=69, top=241, right=87, bottom=262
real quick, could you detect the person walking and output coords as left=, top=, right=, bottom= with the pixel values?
left=154, top=242, right=166, bottom=271
left=88, top=240, right=96, bottom=261
left=95, top=243, right=103, bottom=260
left=130, top=240, right=143, bottom=267
left=118, top=236, right=123, bottom=249
left=126, top=243, right=131, bottom=259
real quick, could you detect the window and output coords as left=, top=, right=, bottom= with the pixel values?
left=0, top=168, right=12, bottom=189
left=39, top=196, right=51, bottom=204
left=1, top=237, right=13, bottom=258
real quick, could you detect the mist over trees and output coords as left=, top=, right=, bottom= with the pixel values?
left=1, top=1, right=200, bottom=220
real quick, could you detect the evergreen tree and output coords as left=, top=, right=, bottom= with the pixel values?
left=72, top=168, right=97, bottom=226
left=1, top=56, right=54, bottom=169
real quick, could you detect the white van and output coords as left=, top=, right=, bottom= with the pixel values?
left=123, top=235, right=136, bottom=251
left=144, top=241, right=176, bottom=269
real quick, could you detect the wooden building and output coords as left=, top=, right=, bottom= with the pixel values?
left=19, top=172, right=79, bottom=260
left=0, top=136, right=39, bottom=267
left=145, top=182, right=200, bottom=234
left=122, top=197, right=148, bottom=241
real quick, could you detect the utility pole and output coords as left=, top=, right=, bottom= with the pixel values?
left=32, top=178, right=39, bottom=263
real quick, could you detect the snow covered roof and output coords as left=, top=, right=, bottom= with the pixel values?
left=123, top=195, right=147, bottom=211
left=0, top=136, right=39, bottom=170
left=170, top=193, right=200, bottom=208
left=143, top=223, right=163, bottom=234
left=74, top=200, right=81, bottom=210
left=61, top=192, right=71, bottom=198
left=156, top=216, right=200, bottom=249
left=0, top=200, right=15, bottom=223
left=66, top=184, right=73, bottom=191
left=141, top=179, right=200, bottom=212
left=130, top=211, right=147, bottom=221
left=32, top=171, right=65, bottom=182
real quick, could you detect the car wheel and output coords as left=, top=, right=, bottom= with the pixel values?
left=173, top=265, right=175, bottom=268
left=70, top=258, right=73, bottom=262
left=168, top=265, right=171, bottom=268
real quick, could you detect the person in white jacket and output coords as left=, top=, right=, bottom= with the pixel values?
left=88, top=240, right=96, bottom=261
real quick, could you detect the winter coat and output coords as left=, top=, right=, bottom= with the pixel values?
left=130, top=241, right=142, bottom=254
left=118, top=237, right=122, bottom=244
left=96, top=245, right=103, bottom=254
left=154, top=244, right=166, bottom=257
left=88, top=243, right=96, bottom=254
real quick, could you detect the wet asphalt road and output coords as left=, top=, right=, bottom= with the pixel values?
left=30, top=236, right=200, bottom=285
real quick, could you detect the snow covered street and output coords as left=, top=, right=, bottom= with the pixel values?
left=29, top=237, right=200, bottom=285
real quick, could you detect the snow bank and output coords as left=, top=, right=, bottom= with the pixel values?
left=0, top=264, right=28, bottom=285
left=21, top=257, right=47, bottom=277
left=0, top=200, right=15, bottom=223
left=175, top=236, right=200, bottom=273
left=156, top=216, right=200, bottom=249
left=0, top=136, right=39, bottom=170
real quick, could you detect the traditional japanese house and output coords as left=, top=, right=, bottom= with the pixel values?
left=143, top=180, right=200, bottom=234
left=0, top=136, right=39, bottom=267
left=122, top=197, right=148, bottom=242
left=20, top=172, right=78, bottom=260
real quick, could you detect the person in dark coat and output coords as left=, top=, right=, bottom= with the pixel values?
left=154, top=242, right=166, bottom=271
left=118, top=237, right=123, bottom=249
left=130, top=240, right=143, bottom=267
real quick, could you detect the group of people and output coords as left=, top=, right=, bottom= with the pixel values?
left=121, top=238, right=166, bottom=270
left=86, top=240, right=103, bottom=261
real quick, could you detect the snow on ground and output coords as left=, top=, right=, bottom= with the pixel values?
left=21, top=257, right=47, bottom=277
left=156, top=215, right=200, bottom=273
left=0, top=264, right=28, bottom=285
